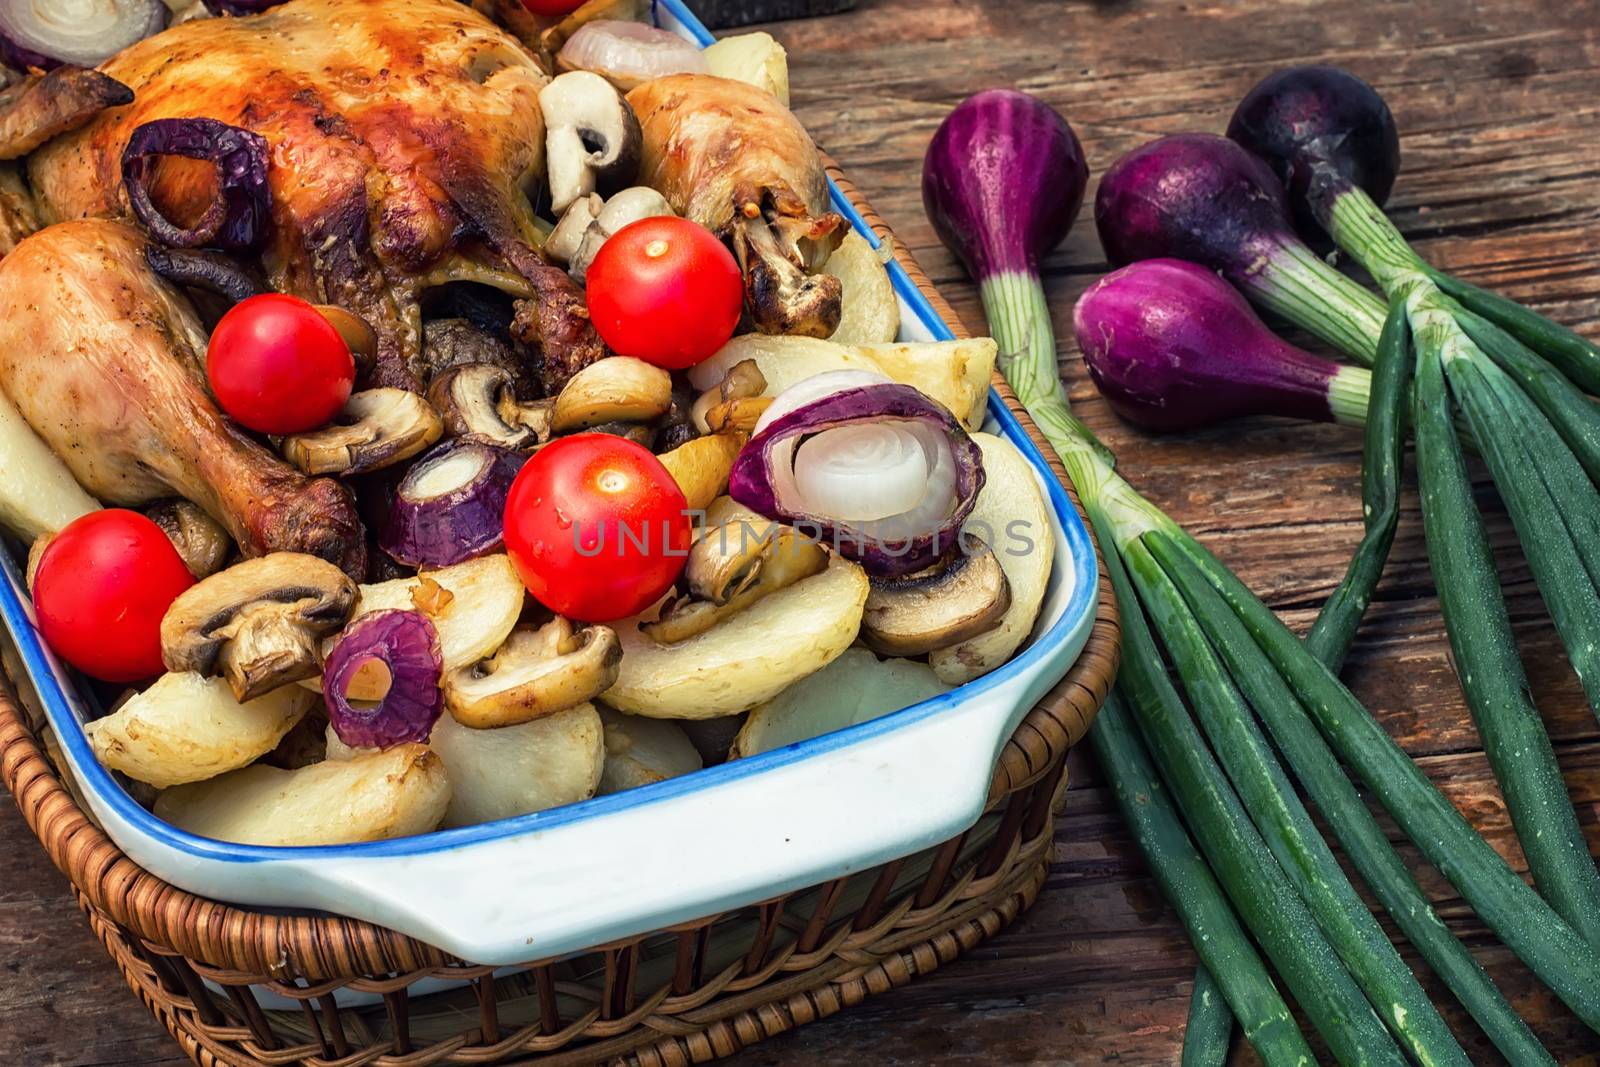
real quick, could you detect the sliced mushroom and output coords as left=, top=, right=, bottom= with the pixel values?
left=642, top=505, right=828, bottom=644
left=546, top=192, right=603, bottom=265
left=690, top=358, right=771, bottom=433
left=145, top=500, right=233, bottom=579
left=161, top=553, right=358, bottom=702
left=315, top=305, right=378, bottom=379
left=445, top=616, right=623, bottom=729
left=551, top=356, right=672, bottom=433
left=280, top=389, right=444, bottom=476
left=428, top=363, right=553, bottom=450
left=540, top=70, right=643, bottom=215
left=567, top=185, right=674, bottom=282
left=859, top=539, right=1012, bottom=657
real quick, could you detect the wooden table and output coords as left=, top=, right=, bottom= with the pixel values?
left=4, top=0, right=1599, bottom=1062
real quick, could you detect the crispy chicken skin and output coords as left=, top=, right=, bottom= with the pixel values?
left=0, top=220, right=366, bottom=576
left=627, top=74, right=844, bottom=338
left=28, top=0, right=605, bottom=392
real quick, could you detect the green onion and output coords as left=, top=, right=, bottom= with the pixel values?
left=1096, top=505, right=1407, bottom=1066
left=1303, top=301, right=1411, bottom=668
left=1430, top=269, right=1600, bottom=394
left=1125, top=532, right=1466, bottom=1066
left=1164, top=525, right=1600, bottom=1031
left=1091, top=691, right=1316, bottom=1067
left=1181, top=966, right=1234, bottom=1067
left=1415, top=337, right=1600, bottom=946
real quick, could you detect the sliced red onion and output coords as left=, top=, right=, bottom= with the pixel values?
left=729, top=379, right=986, bottom=578
left=379, top=440, right=525, bottom=569
left=121, top=117, right=271, bottom=252
left=323, top=609, right=443, bottom=750
left=0, top=0, right=167, bottom=71
left=558, top=21, right=706, bottom=91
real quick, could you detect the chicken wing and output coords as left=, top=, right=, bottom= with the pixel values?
left=0, top=220, right=366, bottom=576
left=28, top=0, right=605, bottom=393
left=627, top=74, right=844, bottom=338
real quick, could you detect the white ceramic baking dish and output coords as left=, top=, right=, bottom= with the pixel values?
left=0, top=0, right=1098, bottom=968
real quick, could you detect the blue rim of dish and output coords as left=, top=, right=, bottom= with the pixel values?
left=0, top=1, right=1099, bottom=865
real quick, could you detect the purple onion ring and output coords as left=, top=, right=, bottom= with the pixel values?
left=323, top=609, right=444, bottom=750
left=121, top=117, right=271, bottom=252
left=729, top=382, right=986, bottom=578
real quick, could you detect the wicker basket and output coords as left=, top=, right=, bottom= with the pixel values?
left=0, top=169, right=1120, bottom=1067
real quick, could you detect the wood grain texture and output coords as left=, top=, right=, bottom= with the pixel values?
left=3, top=0, right=1599, bottom=1063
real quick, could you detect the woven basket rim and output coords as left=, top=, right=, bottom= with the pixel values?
left=0, top=166, right=1120, bottom=981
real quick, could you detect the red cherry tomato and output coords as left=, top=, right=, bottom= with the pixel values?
left=207, top=293, right=356, bottom=435
left=585, top=216, right=743, bottom=371
left=33, top=510, right=196, bottom=683
left=503, top=435, right=691, bottom=623
left=520, top=0, right=585, bottom=13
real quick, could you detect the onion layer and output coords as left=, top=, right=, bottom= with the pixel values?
left=379, top=440, right=525, bottom=569
left=323, top=609, right=443, bottom=750
left=557, top=21, right=706, bottom=91
left=121, top=117, right=271, bottom=252
left=0, top=0, right=166, bottom=70
left=730, top=378, right=986, bottom=578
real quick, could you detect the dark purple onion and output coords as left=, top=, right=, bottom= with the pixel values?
left=1227, top=66, right=1400, bottom=238
left=324, top=610, right=443, bottom=750
left=0, top=0, right=166, bottom=71
left=1095, top=133, right=1297, bottom=275
left=121, top=117, right=271, bottom=252
left=143, top=244, right=266, bottom=304
left=728, top=382, right=985, bottom=578
left=921, top=88, right=1088, bottom=279
left=1075, top=259, right=1355, bottom=431
left=380, top=440, right=525, bottom=568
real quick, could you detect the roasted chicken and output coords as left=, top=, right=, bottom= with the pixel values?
left=628, top=74, right=844, bottom=338
left=0, top=220, right=365, bottom=576
left=0, top=65, right=132, bottom=255
left=28, top=0, right=606, bottom=392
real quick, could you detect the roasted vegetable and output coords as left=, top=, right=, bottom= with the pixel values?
left=155, top=744, right=450, bottom=846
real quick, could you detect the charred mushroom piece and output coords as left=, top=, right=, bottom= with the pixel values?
left=428, top=363, right=553, bottom=451
left=161, top=553, right=358, bottom=702
left=859, top=539, right=1011, bottom=657
left=642, top=508, right=828, bottom=644
left=540, top=70, right=642, bottom=215
left=551, top=356, right=672, bottom=433
left=445, top=616, right=622, bottom=729
left=281, top=389, right=444, bottom=476
left=145, top=500, right=233, bottom=579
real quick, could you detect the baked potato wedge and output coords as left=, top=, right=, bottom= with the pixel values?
left=732, top=648, right=950, bottom=758
left=153, top=744, right=450, bottom=846
left=599, top=705, right=703, bottom=793
left=326, top=704, right=605, bottom=828
left=702, top=31, right=789, bottom=105
left=309, top=554, right=524, bottom=688
left=658, top=433, right=745, bottom=511
left=854, top=338, right=997, bottom=429
left=930, top=433, right=1055, bottom=684
left=605, top=553, right=869, bottom=719
left=87, top=672, right=313, bottom=789
left=823, top=230, right=899, bottom=345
